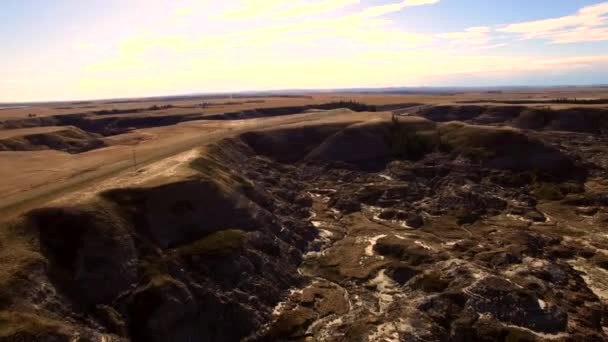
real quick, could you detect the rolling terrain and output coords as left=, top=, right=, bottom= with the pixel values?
left=0, top=89, right=607, bottom=341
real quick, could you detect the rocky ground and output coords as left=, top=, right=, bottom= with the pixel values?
left=225, top=123, right=608, bottom=341
left=0, top=110, right=607, bottom=341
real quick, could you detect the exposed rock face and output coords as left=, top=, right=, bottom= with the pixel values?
left=104, top=180, right=271, bottom=248
left=28, top=205, right=138, bottom=308
left=127, top=277, right=199, bottom=341
left=1, top=143, right=318, bottom=341
left=0, top=126, right=105, bottom=153
left=239, top=123, right=349, bottom=163
left=233, top=117, right=606, bottom=341
left=419, top=105, right=608, bottom=135
left=306, top=121, right=393, bottom=164
left=465, top=276, right=568, bottom=334
left=2, top=112, right=608, bottom=341
left=438, top=122, right=580, bottom=176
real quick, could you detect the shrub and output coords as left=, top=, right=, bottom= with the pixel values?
left=533, top=183, right=564, bottom=201
left=559, top=182, right=584, bottom=195
left=553, top=97, right=608, bottom=104
left=0, top=311, right=72, bottom=340
left=413, top=272, right=449, bottom=292
left=316, top=101, right=377, bottom=112
left=170, top=229, right=247, bottom=258
left=390, top=116, right=435, bottom=160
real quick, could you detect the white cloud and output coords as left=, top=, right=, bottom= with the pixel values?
left=73, top=42, right=97, bottom=51
left=355, top=0, right=439, bottom=18
left=281, top=0, right=361, bottom=17
left=220, top=0, right=361, bottom=19
left=439, top=2, right=608, bottom=47
left=85, top=0, right=608, bottom=92
left=478, top=43, right=508, bottom=50
left=546, top=26, right=608, bottom=44
left=439, top=26, right=492, bottom=46
left=96, top=0, right=440, bottom=61
left=9, top=0, right=608, bottom=101
left=500, top=2, right=608, bottom=43
left=221, top=0, right=438, bottom=19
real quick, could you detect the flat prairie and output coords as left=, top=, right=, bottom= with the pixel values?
left=0, top=88, right=607, bottom=218
left=3, top=88, right=608, bottom=119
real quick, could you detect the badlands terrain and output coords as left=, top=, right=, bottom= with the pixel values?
left=0, top=89, right=608, bottom=341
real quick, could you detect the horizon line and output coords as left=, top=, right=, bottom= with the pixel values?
left=2, top=84, right=607, bottom=106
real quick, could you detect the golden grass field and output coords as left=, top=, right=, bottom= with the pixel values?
left=2, top=88, right=608, bottom=119
left=0, top=88, right=607, bottom=221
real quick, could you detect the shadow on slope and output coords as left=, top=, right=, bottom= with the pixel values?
left=0, top=126, right=105, bottom=153
left=418, top=105, right=608, bottom=134
left=0, top=147, right=317, bottom=342
left=0, top=114, right=588, bottom=341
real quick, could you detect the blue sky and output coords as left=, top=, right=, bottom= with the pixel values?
left=1, top=0, right=608, bottom=101
left=391, top=0, right=602, bottom=31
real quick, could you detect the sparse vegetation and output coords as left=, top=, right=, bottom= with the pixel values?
left=457, top=98, right=608, bottom=105
left=437, top=121, right=578, bottom=176
left=265, top=307, right=316, bottom=339
left=94, top=104, right=173, bottom=115
left=512, top=107, right=555, bottom=130
left=552, top=97, right=608, bottom=104
left=543, top=225, right=586, bottom=238
left=169, top=229, right=247, bottom=258
left=1, top=91, right=607, bottom=341
left=189, top=155, right=232, bottom=178
left=390, top=115, right=436, bottom=160
left=202, top=100, right=388, bottom=120
left=138, top=241, right=170, bottom=282
left=314, top=101, right=378, bottom=112
left=0, top=311, right=72, bottom=340
left=532, top=181, right=583, bottom=202
left=189, top=153, right=255, bottom=191
left=558, top=182, right=585, bottom=195
left=147, top=104, right=173, bottom=111
left=413, top=272, right=449, bottom=293
left=503, top=327, right=537, bottom=342
left=95, top=304, right=128, bottom=337
left=0, top=221, right=44, bottom=307
left=533, top=183, right=564, bottom=201
left=0, top=126, right=105, bottom=153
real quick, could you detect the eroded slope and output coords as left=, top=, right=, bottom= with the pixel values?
left=1, top=114, right=607, bottom=341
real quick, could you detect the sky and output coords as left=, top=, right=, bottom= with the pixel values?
left=1, top=0, right=608, bottom=102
